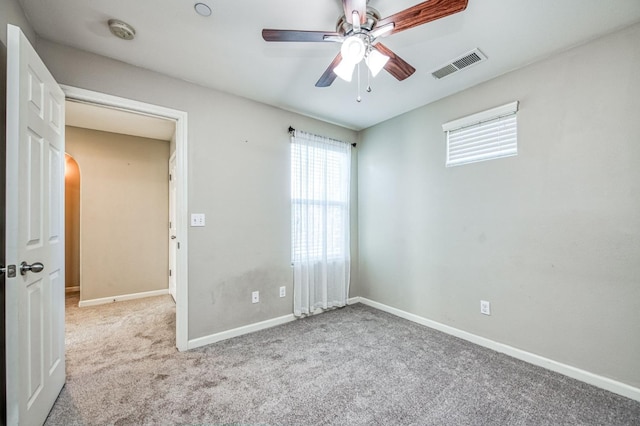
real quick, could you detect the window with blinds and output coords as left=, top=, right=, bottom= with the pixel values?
left=291, top=134, right=351, bottom=262
left=442, top=101, right=519, bottom=167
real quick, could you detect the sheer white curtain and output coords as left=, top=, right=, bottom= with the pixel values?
left=291, top=130, right=351, bottom=317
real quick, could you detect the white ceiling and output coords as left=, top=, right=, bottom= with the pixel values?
left=66, top=100, right=176, bottom=141
left=20, top=0, right=640, bottom=130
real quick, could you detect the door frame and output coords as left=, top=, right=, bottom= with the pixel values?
left=61, top=85, right=189, bottom=351
left=168, top=152, right=177, bottom=302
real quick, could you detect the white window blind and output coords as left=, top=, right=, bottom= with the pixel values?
left=443, top=101, right=519, bottom=167
left=291, top=131, right=350, bottom=262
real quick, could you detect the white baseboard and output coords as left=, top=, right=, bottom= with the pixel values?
left=356, top=297, right=640, bottom=402
left=188, top=314, right=296, bottom=350
left=65, top=286, right=80, bottom=294
left=78, top=289, right=169, bottom=307
left=347, top=296, right=361, bottom=305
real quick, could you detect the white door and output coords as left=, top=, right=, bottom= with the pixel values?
left=5, top=24, right=66, bottom=425
left=168, top=153, right=177, bottom=302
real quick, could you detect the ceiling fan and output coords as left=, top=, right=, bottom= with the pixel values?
left=262, top=0, right=469, bottom=88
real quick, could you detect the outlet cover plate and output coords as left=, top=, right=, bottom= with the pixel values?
left=252, top=291, right=259, bottom=304
left=279, top=286, right=286, bottom=298
left=190, top=213, right=205, bottom=227
left=480, top=300, right=491, bottom=315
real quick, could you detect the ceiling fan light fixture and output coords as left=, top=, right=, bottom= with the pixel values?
left=365, top=49, right=390, bottom=77
left=340, top=36, right=366, bottom=64
left=334, top=59, right=356, bottom=82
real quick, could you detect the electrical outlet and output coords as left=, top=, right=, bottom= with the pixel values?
left=480, top=300, right=491, bottom=315
left=190, top=213, right=205, bottom=227
left=252, top=291, right=259, bottom=304
left=279, top=286, right=286, bottom=298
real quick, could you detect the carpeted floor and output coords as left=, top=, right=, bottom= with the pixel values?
left=45, top=293, right=640, bottom=425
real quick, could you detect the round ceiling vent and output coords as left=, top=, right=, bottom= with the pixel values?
left=194, top=3, right=212, bottom=17
left=108, top=19, right=136, bottom=40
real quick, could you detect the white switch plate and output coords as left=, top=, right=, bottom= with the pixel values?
left=252, top=291, right=259, bottom=304
left=480, top=300, right=491, bottom=315
left=190, top=213, right=205, bottom=227
left=279, top=286, right=286, bottom=298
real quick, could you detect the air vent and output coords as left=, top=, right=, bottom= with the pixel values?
left=431, top=48, right=487, bottom=79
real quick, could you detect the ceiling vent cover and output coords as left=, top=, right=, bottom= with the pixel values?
left=431, top=48, right=487, bottom=79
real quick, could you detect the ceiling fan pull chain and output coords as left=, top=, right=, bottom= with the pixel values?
left=356, top=62, right=362, bottom=102
left=367, top=66, right=372, bottom=93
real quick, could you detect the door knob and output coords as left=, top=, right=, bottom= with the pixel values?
left=20, top=261, right=44, bottom=276
left=171, top=235, right=177, bottom=239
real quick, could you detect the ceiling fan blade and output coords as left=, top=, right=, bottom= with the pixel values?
left=315, top=52, right=343, bottom=87
left=374, top=43, right=416, bottom=81
left=343, top=0, right=367, bottom=24
left=376, top=0, right=468, bottom=36
left=262, top=29, right=342, bottom=42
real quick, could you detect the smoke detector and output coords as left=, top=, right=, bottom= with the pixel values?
left=108, top=19, right=136, bottom=40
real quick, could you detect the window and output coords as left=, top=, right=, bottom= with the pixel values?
left=443, top=101, right=519, bottom=167
left=291, top=131, right=351, bottom=263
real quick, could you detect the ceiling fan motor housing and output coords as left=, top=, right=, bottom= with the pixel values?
left=336, top=7, right=380, bottom=36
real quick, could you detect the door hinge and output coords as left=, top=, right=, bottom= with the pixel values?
left=169, top=221, right=172, bottom=229
left=169, top=173, right=172, bottom=181
left=169, top=269, right=172, bottom=277
left=0, top=264, right=17, bottom=278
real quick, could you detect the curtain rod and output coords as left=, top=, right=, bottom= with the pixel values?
left=288, top=126, right=356, bottom=148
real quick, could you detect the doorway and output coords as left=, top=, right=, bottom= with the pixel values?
left=64, top=154, right=80, bottom=295
left=64, top=125, right=171, bottom=304
left=62, top=86, right=189, bottom=351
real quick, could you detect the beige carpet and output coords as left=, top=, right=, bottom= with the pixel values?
left=45, top=292, right=640, bottom=425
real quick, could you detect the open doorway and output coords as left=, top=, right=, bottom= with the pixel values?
left=64, top=154, right=80, bottom=294
left=62, top=86, right=189, bottom=351
left=64, top=125, right=171, bottom=303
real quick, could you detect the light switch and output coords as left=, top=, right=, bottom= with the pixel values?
left=190, top=213, right=205, bottom=227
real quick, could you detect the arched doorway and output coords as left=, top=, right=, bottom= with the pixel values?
left=65, top=153, right=81, bottom=294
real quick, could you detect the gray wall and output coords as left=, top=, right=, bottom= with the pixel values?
left=358, top=23, right=640, bottom=388
left=0, top=0, right=36, bottom=46
left=35, top=39, right=357, bottom=339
